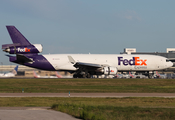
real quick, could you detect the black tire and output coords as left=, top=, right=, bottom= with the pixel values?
left=148, top=74, right=153, bottom=79
left=73, top=74, right=77, bottom=78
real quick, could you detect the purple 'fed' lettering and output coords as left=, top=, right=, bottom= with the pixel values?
left=118, top=57, right=147, bottom=66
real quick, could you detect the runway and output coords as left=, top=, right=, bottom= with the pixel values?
left=0, top=107, right=80, bottom=120
left=0, top=93, right=175, bottom=98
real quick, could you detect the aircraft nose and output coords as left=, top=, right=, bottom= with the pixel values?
left=166, top=59, right=173, bottom=68
left=170, top=61, right=174, bottom=67
left=168, top=61, right=174, bottom=68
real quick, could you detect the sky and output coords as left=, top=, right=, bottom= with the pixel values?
left=0, top=0, right=175, bottom=64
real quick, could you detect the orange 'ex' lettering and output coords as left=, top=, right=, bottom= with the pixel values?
left=134, top=57, right=147, bottom=66
left=25, top=48, right=31, bottom=52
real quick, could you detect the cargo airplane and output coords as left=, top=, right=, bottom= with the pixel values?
left=2, top=26, right=173, bottom=78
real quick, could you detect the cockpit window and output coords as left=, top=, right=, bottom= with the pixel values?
left=166, top=59, right=170, bottom=62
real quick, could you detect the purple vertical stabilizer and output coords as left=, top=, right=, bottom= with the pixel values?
left=2, top=26, right=43, bottom=54
left=6, top=26, right=31, bottom=46
left=3, top=26, right=55, bottom=71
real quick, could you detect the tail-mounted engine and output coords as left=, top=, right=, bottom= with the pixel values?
left=3, top=44, right=43, bottom=54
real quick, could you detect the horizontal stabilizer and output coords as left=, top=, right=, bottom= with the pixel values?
left=16, top=54, right=33, bottom=63
left=7, top=54, right=33, bottom=64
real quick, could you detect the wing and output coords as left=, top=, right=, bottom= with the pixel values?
left=68, top=56, right=118, bottom=77
left=74, top=62, right=102, bottom=68
left=68, top=56, right=108, bottom=71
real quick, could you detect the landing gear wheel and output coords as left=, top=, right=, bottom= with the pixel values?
left=73, top=74, right=83, bottom=78
left=73, top=74, right=78, bottom=78
left=86, top=73, right=91, bottom=78
left=82, top=74, right=86, bottom=78
left=148, top=73, right=154, bottom=79
left=73, top=72, right=91, bottom=78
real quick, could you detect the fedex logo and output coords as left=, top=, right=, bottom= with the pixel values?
left=118, top=57, right=147, bottom=66
left=17, top=48, right=31, bottom=52
left=106, top=70, right=115, bottom=72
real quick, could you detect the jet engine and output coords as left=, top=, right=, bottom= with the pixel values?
left=103, top=66, right=117, bottom=75
left=3, top=44, right=43, bottom=54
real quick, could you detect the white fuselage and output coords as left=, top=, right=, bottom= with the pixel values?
left=43, top=54, right=173, bottom=72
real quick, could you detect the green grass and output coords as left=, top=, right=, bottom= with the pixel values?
left=0, top=78, right=175, bottom=93
left=1, top=97, right=175, bottom=120
left=1, top=78, right=175, bottom=119
left=0, top=97, right=175, bottom=108
left=52, top=103, right=175, bottom=120
left=1, top=97, right=175, bottom=107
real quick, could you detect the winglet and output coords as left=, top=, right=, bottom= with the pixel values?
left=68, top=56, right=76, bottom=64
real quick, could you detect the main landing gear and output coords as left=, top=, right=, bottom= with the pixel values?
left=136, top=71, right=155, bottom=79
left=73, top=73, right=91, bottom=78
left=148, top=73, right=154, bottom=79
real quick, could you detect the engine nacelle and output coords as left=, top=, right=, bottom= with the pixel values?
left=3, top=44, right=43, bottom=54
left=33, top=44, right=43, bottom=53
left=103, top=67, right=117, bottom=75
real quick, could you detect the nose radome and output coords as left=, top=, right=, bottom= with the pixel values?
left=170, top=62, right=174, bottom=67
left=168, top=61, right=174, bottom=68
left=165, top=61, right=173, bottom=69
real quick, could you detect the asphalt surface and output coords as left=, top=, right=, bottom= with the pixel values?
left=0, top=93, right=175, bottom=98
left=0, top=107, right=80, bottom=120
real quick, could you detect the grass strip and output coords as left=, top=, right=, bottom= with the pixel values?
left=52, top=103, right=175, bottom=120
left=1, top=97, right=175, bottom=120
left=1, top=78, right=175, bottom=93
left=0, top=97, right=175, bottom=107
